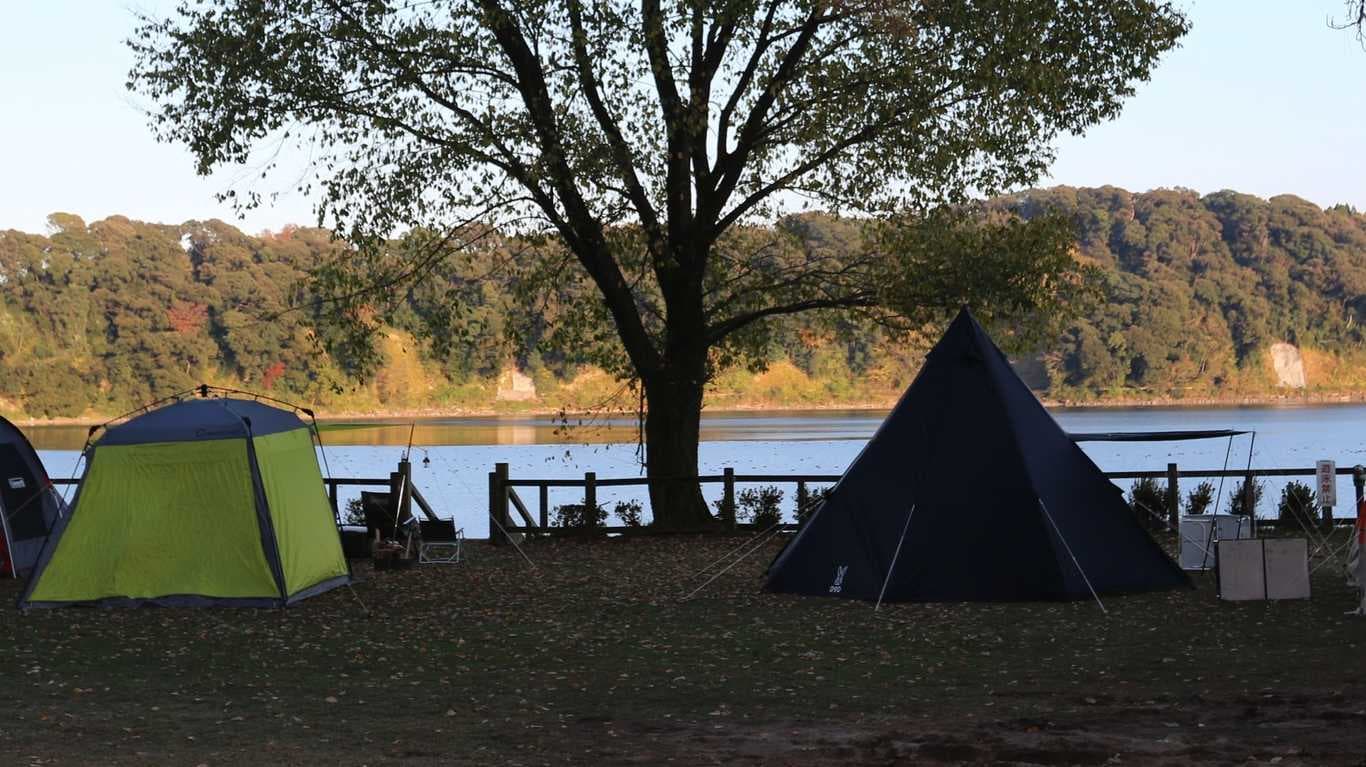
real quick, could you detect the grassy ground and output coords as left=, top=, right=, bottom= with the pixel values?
left=1, top=533, right=1364, bottom=765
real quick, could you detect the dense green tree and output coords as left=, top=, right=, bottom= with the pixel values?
left=5, top=184, right=1366, bottom=418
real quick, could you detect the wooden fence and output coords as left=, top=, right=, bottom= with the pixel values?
left=487, top=461, right=1366, bottom=543
left=50, top=461, right=1366, bottom=542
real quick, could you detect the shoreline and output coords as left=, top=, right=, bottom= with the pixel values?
left=9, top=389, right=1366, bottom=428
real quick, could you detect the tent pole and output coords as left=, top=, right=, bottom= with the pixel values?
left=1038, top=499, right=1107, bottom=615
left=875, top=503, right=916, bottom=612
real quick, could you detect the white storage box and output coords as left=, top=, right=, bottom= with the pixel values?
left=1180, top=515, right=1253, bottom=571
left=1216, top=538, right=1310, bottom=601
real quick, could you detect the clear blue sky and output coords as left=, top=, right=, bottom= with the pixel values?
left=1, top=1, right=1363, bottom=235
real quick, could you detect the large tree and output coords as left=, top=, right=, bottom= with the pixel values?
left=130, top=0, right=1186, bottom=528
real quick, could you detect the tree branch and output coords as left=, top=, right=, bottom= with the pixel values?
left=706, top=293, right=877, bottom=343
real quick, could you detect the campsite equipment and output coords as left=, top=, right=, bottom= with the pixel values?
left=0, top=416, right=66, bottom=578
left=1352, top=466, right=1366, bottom=615
left=765, top=308, right=1190, bottom=603
left=20, top=396, right=351, bottom=608
left=1216, top=538, right=1311, bottom=600
left=417, top=519, right=464, bottom=564
left=1179, top=515, right=1253, bottom=571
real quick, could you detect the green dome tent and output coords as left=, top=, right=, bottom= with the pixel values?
left=20, top=396, right=350, bottom=608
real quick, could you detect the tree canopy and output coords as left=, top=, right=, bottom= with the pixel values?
left=129, top=0, right=1189, bottom=526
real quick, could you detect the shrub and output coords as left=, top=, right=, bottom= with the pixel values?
left=613, top=499, right=644, bottom=527
left=553, top=503, right=607, bottom=529
left=1128, top=477, right=1167, bottom=529
left=1227, top=478, right=1265, bottom=517
left=796, top=486, right=833, bottom=525
left=343, top=497, right=365, bottom=526
left=737, top=485, right=784, bottom=528
left=1277, top=481, right=1319, bottom=530
left=1184, top=481, right=1215, bottom=515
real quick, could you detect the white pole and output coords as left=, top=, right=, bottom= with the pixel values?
left=875, top=503, right=916, bottom=611
left=1038, top=498, right=1107, bottom=615
left=487, top=513, right=537, bottom=569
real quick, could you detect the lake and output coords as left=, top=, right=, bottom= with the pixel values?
left=27, top=404, right=1366, bottom=536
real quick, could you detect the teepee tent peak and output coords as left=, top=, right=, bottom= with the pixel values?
left=20, top=396, right=349, bottom=609
left=765, top=307, right=1189, bottom=603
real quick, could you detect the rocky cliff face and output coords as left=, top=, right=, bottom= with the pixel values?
left=496, top=368, right=538, bottom=401
left=1269, top=343, right=1307, bottom=388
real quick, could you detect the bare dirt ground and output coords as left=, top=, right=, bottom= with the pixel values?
left=2, top=534, right=1363, bottom=765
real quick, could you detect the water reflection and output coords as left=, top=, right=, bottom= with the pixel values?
left=19, top=409, right=890, bottom=450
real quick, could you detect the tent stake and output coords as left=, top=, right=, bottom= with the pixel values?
left=875, top=503, right=916, bottom=612
left=1038, top=499, right=1108, bottom=615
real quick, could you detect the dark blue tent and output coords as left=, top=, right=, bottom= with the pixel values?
left=0, top=416, right=65, bottom=578
left=765, top=308, right=1189, bottom=602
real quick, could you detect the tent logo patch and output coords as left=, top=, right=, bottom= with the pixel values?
left=829, top=565, right=848, bottom=594
left=7, top=477, right=24, bottom=490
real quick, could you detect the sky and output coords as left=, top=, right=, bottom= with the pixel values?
left=0, top=1, right=1364, bottom=236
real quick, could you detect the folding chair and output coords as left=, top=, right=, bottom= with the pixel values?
left=418, top=519, right=464, bottom=564
left=363, top=492, right=417, bottom=565
left=362, top=491, right=415, bottom=538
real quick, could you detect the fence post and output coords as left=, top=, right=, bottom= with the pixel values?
left=1166, top=463, right=1179, bottom=531
left=584, top=472, right=597, bottom=515
left=721, top=468, right=736, bottom=528
left=328, top=480, right=340, bottom=524
left=539, top=484, right=549, bottom=529
left=488, top=463, right=510, bottom=545
left=397, top=458, right=413, bottom=522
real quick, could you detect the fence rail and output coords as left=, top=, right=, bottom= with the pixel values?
left=489, top=461, right=1366, bottom=543
left=49, top=461, right=1366, bottom=542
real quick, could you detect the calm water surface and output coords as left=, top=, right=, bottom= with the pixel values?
left=28, top=405, right=1366, bottom=536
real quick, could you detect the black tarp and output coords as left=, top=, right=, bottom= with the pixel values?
left=1069, top=430, right=1249, bottom=442
left=764, top=308, right=1190, bottom=602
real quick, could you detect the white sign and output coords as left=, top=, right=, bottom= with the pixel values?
left=1317, top=460, right=1337, bottom=507
left=6, top=477, right=23, bottom=490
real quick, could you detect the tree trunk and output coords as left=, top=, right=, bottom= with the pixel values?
left=643, top=365, right=714, bottom=530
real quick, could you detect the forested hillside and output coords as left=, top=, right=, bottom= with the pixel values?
left=1003, top=188, right=1366, bottom=398
left=2, top=187, right=1364, bottom=419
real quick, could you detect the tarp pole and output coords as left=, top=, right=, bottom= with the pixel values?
left=1244, top=431, right=1258, bottom=537
left=1212, top=433, right=1234, bottom=516
left=875, top=503, right=916, bottom=611
left=1038, top=499, right=1107, bottom=614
